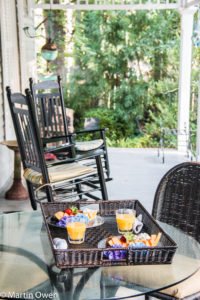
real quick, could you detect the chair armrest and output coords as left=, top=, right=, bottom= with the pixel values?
left=44, top=143, right=75, bottom=154
left=46, top=149, right=104, bottom=167
left=75, top=128, right=108, bottom=142
left=42, top=133, right=76, bottom=145
left=75, top=149, right=104, bottom=160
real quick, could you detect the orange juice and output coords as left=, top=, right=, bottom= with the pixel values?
left=66, top=222, right=86, bottom=244
left=116, top=209, right=136, bottom=234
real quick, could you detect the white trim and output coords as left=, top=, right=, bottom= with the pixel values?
left=30, top=0, right=200, bottom=10
left=185, top=0, right=200, bottom=8
left=27, top=0, right=34, bottom=17
left=33, top=3, right=180, bottom=10
left=0, top=0, right=20, bottom=139
left=35, top=4, right=180, bottom=10
left=31, top=0, right=184, bottom=10
left=177, top=8, right=196, bottom=152
left=196, top=78, right=200, bottom=161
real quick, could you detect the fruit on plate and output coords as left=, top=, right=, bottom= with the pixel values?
left=56, top=214, right=89, bottom=227
left=130, top=232, right=162, bottom=247
left=103, top=232, right=162, bottom=261
left=105, top=232, right=162, bottom=249
left=54, top=211, right=65, bottom=220
left=64, top=206, right=82, bottom=216
left=123, top=232, right=136, bottom=243
left=106, top=236, right=128, bottom=248
left=104, top=236, right=127, bottom=260
left=53, top=206, right=98, bottom=227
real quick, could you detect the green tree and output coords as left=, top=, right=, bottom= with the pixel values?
left=66, top=10, right=180, bottom=143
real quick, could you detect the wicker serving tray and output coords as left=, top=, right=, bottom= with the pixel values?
left=40, top=200, right=177, bottom=269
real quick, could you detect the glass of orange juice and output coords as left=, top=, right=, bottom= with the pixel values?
left=116, top=209, right=136, bottom=234
left=66, top=220, right=87, bottom=244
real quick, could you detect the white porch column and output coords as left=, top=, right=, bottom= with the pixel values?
left=196, top=79, right=200, bottom=161
left=177, top=8, right=195, bottom=152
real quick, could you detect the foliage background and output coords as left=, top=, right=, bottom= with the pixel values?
left=38, top=9, right=200, bottom=149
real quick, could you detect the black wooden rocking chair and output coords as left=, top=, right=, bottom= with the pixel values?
left=146, top=162, right=200, bottom=300
left=6, top=87, right=108, bottom=210
left=29, top=76, right=112, bottom=181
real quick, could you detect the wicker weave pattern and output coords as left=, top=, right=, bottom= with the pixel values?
left=152, top=162, right=200, bottom=243
left=146, top=162, right=200, bottom=300
left=41, top=200, right=177, bottom=269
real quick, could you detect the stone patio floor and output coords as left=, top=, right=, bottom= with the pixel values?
left=0, top=147, right=190, bottom=213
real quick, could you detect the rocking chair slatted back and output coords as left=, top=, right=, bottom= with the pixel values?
left=6, top=87, right=49, bottom=178
left=29, top=77, right=68, bottom=142
left=6, top=87, right=109, bottom=209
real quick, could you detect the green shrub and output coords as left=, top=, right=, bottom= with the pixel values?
left=84, top=107, right=133, bottom=140
left=108, top=135, right=158, bottom=148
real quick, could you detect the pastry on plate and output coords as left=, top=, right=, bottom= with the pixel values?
left=82, top=208, right=98, bottom=226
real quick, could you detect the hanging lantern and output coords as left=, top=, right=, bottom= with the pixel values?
left=41, top=10, right=58, bottom=63
left=192, top=8, right=200, bottom=47
left=23, top=8, right=58, bottom=73
left=41, top=38, right=58, bottom=61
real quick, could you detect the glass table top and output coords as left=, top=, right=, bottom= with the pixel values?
left=0, top=211, right=200, bottom=300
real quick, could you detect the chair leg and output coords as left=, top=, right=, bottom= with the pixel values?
left=75, top=182, right=83, bottom=199
left=103, top=146, right=111, bottom=179
left=26, top=181, right=37, bottom=210
left=45, top=186, right=55, bottom=202
left=100, top=130, right=111, bottom=179
left=95, top=155, right=108, bottom=200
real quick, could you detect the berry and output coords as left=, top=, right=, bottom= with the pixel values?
left=71, top=206, right=78, bottom=214
left=120, top=236, right=127, bottom=243
left=64, top=208, right=72, bottom=215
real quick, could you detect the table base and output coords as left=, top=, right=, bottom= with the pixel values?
left=5, top=179, right=29, bottom=200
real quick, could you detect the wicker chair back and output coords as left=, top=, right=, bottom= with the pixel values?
left=152, top=162, right=200, bottom=243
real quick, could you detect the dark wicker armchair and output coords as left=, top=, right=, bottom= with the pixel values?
left=147, top=162, right=200, bottom=300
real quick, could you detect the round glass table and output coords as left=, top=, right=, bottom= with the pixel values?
left=0, top=211, right=200, bottom=300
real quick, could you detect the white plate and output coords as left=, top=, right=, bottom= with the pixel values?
left=47, top=215, right=104, bottom=229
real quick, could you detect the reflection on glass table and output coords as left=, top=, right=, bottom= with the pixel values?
left=0, top=211, right=200, bottom=300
